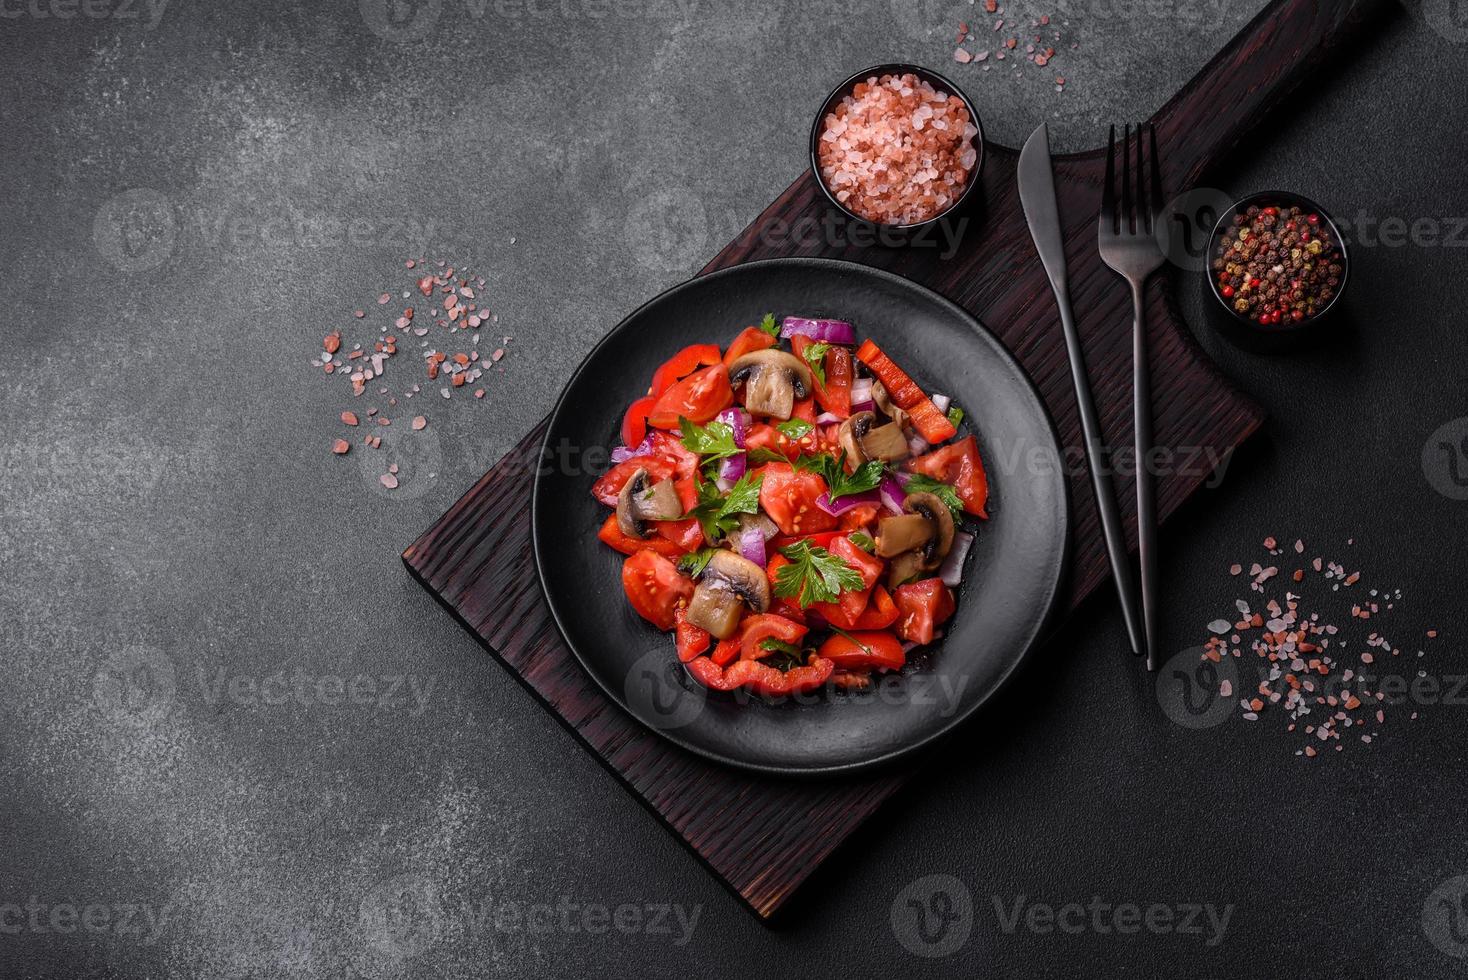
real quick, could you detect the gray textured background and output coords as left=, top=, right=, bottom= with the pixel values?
left=4, top=0, right=1468, bottom=977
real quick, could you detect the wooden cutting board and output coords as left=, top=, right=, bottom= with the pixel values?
left=402, top=0, right=1389, bottom=920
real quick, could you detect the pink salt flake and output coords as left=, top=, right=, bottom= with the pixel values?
left=379, top=473, right=399, bottom=489
left=954, top=47, right=972, bottom=64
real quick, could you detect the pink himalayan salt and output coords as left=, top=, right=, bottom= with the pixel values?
left=817, top=73, right=979, bottom=226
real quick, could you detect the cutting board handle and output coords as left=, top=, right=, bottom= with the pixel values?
left=1153, top=0, right=1394, bottom=188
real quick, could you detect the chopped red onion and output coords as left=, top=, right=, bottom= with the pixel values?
left=879, top=475, right=907, bottom=514
left=907, top=433, right=930, bottom=457
left=716, top=408, right=750, bottom=448
left=931, top=393, right=951, bottom=414
left=850, top=399, right=876, bottom=415
left=718, top=451, right=747, bottom=485
left=780, top=317, right=856, bottom=344
left=850, top=378, right=873, bottom=404
left=610, top=433, right=658, bottom=464
left=938, top=531, right=974, bottom=587
left=816, top=411, right=846, bottom=425
left=816, top=489, right=882, bottom=516
left=738, top=525, right=766, bottom=566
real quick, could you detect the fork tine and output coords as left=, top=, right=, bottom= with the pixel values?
left=1135, top=122, right=1148, bottom=234
left=1120, top=123, right=1132, bottom=233
left=1148, top=123, right=1164, bottom=223
left=1102, top=124, right=1117, bottom=234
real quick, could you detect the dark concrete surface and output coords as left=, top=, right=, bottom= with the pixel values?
left=3, top=0, right=1468, bottom=977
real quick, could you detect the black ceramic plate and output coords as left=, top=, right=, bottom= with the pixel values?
left=533, top=258, right=1069, bottom=776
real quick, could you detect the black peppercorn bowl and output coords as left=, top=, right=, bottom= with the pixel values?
left=1202, top=190, right=1351, bottom=353
left=809, top=63, right=985, bottom=238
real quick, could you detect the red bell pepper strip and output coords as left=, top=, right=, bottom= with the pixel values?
left=854, top=339, right=957, bottom=443
left=685, top=654, right=835, bottom=696
left=737, top=613, right=809, bottom=662
left=650, top=344, right=722, bottom=397
left=674, top=606, right=712, bottom=663
left=817, top=630, right=906, bottom=672
left=722, top=326, right=777, bottom=368
left=597, top=514, right=687, bottom=559
left=621, top=395, right=657, bottom=449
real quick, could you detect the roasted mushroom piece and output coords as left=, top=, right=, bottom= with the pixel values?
left=684, top=550, right=772, bottom=639
left=838, top=411, right=909, bottom=464
left=870, top=380, right=909, bottom=429
left=728, top=349, right=813, bottom=421
left=879, top=491, right=955, bottom=589
left=615, top=467, right=684, bottom=539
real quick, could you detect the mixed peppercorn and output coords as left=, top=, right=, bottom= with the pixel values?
left=1212, top=204, right=1344, bottom=326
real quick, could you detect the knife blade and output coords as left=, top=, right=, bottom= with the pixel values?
left=1017, top=122, right=1147, bottom=661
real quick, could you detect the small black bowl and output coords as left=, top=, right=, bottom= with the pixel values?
left=1203, top=190, right=1351, bottom=353
left=808, top=63, right=985, bottom=235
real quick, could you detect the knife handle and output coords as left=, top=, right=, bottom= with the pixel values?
left=1153, top=0, right=1394, bottom=190
left=1053, top=284, right=1147, bottom=659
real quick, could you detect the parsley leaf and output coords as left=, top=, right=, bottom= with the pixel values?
left=801, top=341, right=831, bottom=388
left=687, top=471, right=764, bottom=542
left=946, top=404, right=965, bottom=427
left=903, top=473, right=964, bottom=520
left=794, top=451, right=886, bottom=502
left=776, top=418, right=814, bottom=441
left=677, top=548, right=719, bottom=578
left=847, top=531, right=876, bottom=554
left=757, top=638, right=807, bottom=671
left=746, top=446, right=788, bottom=465
left=678, top=416, right=740, bottom=463
left=774, top=540, right=864, bottom=607
left=757, top=313, right=780, bottom=338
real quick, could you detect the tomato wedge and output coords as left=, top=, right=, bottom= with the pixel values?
left=597, top=514, right=686, bottom=559
left=722, top=326, right=777, bottom=367
left=817, top=630, right=906, bottom=672
left=738, top=613, right=809, bottom=662
left=906, top=435, right=989, bottom=518
left=854, top=339, right=957, bottom=443
left=591, top=456, right=678, bottom=507
left=763, top=554, right=809, bottom=624
left=830, top=534, right=884, bottom=590
left=674, top=606, right=711, bottom=663
left=647, top=363, right=733, bottom=429
left=650, top=344, right=721, bottom=397
left=621, top=550, right=694, bottom=632
left=685, top=654, right=834, bottom=696
left=757, top=462, right=837, bottom=536
left=839, top=503, right=882, bottom=533
left=646, top=431, right=700, bottom=481
left=851, top=585, right=899, bottom=629
left=621, top=395, right=656, bottom=449
left=812, top=586, right=871, bottom=630
left=892, top=578, right=957, bottom=645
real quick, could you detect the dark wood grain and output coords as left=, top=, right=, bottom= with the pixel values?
left=402, top=0, right=1386, bottom=921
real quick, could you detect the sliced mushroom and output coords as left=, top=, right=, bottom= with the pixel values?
left=870, top=380, right=909, bottom=429
left=875, top=514, right=934, bottom=558
left=615, top=468, right=684, bottom=539
left=685, top=550, right=772, bottom=639
left=838, top=411, right=909, bottom=465
left=882, top=491, right=956, bottom=588
left=728, top=349, right=813, bottom=421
